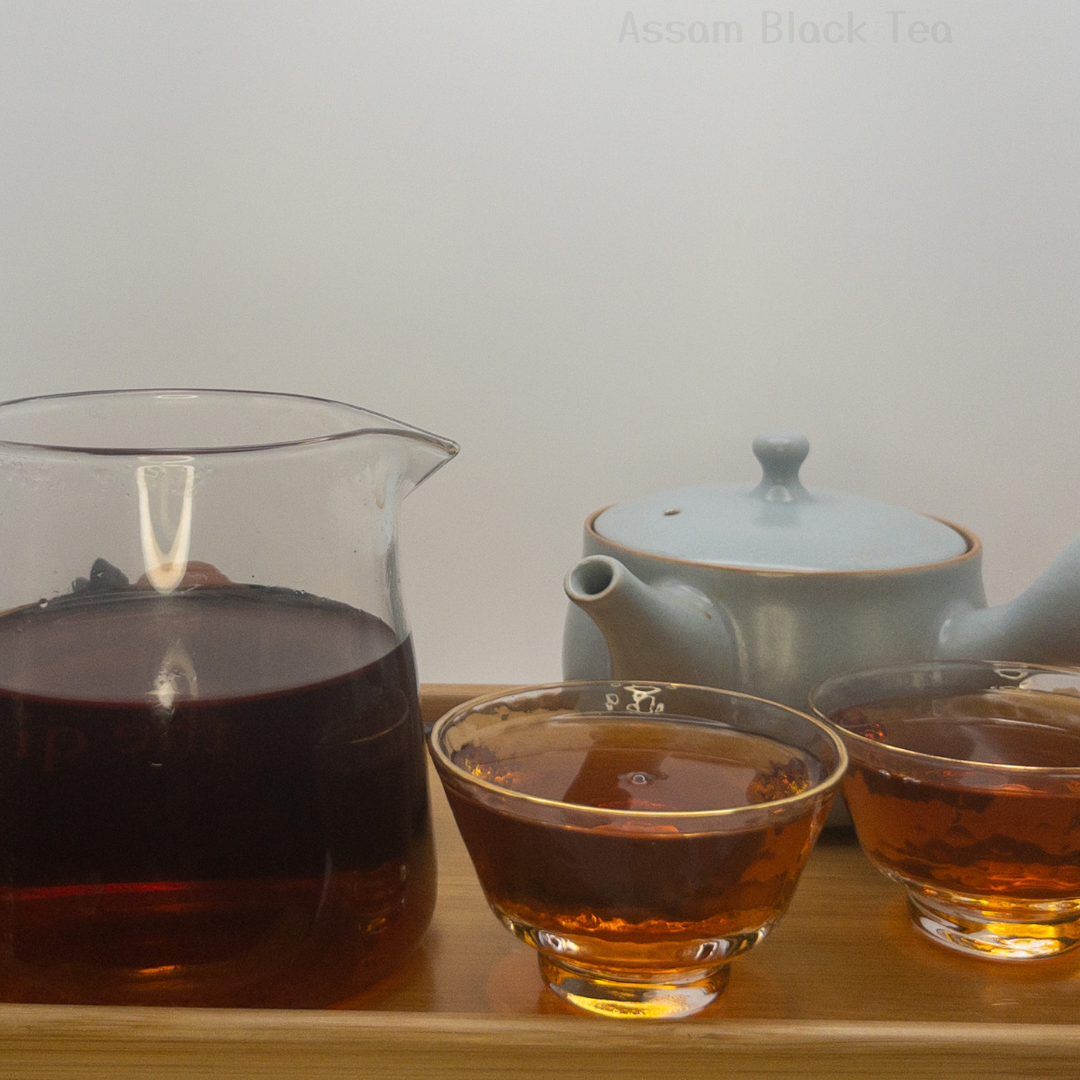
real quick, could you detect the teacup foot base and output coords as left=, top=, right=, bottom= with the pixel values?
left=538, top=955, right=730, bottom=1019
left=907, top=889, right=1080, bottom=961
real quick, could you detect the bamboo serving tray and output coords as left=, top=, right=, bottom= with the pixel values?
left=2, top=684, right=1079, bottom=1079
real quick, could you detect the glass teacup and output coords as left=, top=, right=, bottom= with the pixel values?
left=811, top=660, right=1080, bottom=960
left=428, top=681, right=845, bottom=1018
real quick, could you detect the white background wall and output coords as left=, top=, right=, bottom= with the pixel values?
left=1, top=1, right=1078, bottom=684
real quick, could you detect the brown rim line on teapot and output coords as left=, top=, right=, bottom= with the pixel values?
left=562, top=432, right=1080, bottom=816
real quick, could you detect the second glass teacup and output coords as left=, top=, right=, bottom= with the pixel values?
left=429, top=681, right=846, bottom=1018
left=811, top=660, right=1080, bottom=960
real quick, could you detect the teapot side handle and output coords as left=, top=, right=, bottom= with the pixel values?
left=938, top=534, right=1080, bottom=665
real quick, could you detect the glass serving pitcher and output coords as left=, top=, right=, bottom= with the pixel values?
left=0, top=389, right=457, bottom=1007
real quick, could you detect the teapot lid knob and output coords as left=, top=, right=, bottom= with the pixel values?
left=751, top=432, right=811, bottom=502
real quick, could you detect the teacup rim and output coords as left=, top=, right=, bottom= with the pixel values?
left=428, top=679, right=848, bottom=821
left=809, top=659, right=1080, bottom=777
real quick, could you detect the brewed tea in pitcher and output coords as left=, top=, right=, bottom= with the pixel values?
left=0, top=390, right=457, bottom=1006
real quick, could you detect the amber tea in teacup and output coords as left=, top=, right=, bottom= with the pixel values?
left=429, top=682, right=845, bottom=1019
left=812, top=662, right=1080, bottom=960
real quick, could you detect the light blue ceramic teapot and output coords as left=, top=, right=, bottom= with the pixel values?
left=563, top=433, right=1080, bottom=712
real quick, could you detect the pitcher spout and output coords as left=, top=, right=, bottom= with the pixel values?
left=367, top=418, right=458, bottom=497
left=564, top=555, right=737, bottom=686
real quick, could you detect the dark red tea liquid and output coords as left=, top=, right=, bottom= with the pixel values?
left=444, top=718, right=828, bottom=967
left=832, top=690, right=1080, bottom=900
left=0, top=585, right=435, bottom=1006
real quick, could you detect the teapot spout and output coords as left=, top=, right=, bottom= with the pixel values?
left=938, top=535, right=1080, bottom=666
left=564, top=555, right=737, bottom=686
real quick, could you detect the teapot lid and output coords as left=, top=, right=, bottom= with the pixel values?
left=592, top=433, right=968, bottom=572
